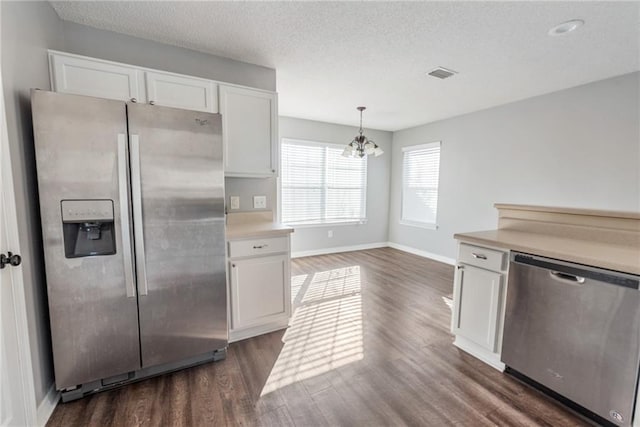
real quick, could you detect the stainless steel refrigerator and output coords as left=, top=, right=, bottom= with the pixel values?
left=31, top=90, right=227, bottom=401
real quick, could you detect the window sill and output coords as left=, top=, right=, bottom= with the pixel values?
left=399, top=220, right=438, bottom=230
left=283, top=219, right=368, bottom=229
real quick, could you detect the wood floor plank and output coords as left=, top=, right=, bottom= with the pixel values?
left=256, top=405, right=295, bottom=427
left=46, top=248, right=588, bottom=427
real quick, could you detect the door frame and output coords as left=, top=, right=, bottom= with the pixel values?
left=0, top=66, right=38, bottom=424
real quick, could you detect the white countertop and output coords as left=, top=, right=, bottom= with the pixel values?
left=455, top=229, right=640, bottom=275
left=226, top=211, right=294, bottom=240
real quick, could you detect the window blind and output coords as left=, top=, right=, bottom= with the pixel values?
left=281, top=139, right=367, bottom=225
left=401, top=142, right=441, bottom=227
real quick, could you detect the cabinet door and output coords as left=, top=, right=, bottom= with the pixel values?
left=453, top=265, right=503, bottom=352
left=230, top=255, right=289, bottom=330
left=219, top=85, right=277, bottom=177
left=50, top=53, right=143, bottom=102
left=145, top=71, right=218, bottom=113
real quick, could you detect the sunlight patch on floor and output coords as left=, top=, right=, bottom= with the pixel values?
left=261, top=266, right=364, bottom=396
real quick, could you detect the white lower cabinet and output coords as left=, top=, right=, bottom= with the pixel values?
left=452, top=242, right=508, bottom=370
left=453, top=265, right=502, bottom=351
left=228, top=236, right=291, bottom=342
left=230, top=255, right=288, bottom=329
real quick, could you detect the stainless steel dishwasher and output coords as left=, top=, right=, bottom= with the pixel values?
left=502, top=252, right=640, bottom=426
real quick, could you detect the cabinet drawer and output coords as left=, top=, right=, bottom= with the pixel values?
left=228, top=236, right=288, bottom=258
left=459, top=243, right=505, bottom=271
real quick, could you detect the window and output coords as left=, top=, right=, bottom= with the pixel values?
left=280, top=138, right=367, bottom=225
left=401, top=142, right=441, bottom=228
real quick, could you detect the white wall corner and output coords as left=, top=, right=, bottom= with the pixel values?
left=386, top=241, right=456, bottom=265
left=291, top=242, right=388, bottom=258
left=36, top=383, right=59, bottom=427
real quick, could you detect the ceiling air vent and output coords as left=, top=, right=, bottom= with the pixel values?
left=427, top=67, right=457, bottom=79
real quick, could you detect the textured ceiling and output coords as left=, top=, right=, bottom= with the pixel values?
left=51, top=1, right=640, bottom=131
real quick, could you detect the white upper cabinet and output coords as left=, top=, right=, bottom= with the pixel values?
left=50, top=52, right=144, bottom=103
left=145, top=71, right=217, bottom=113
left=219, top=85, right=277, bottom=177
left=48, top=51, right=278, bottom=177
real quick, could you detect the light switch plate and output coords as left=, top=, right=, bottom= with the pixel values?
left=253, top=195, right=267, bottom=209
left=230, top=196, right=240, bottom=210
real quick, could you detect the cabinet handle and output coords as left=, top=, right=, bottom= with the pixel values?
left=130, top=98, right=137, bottom=103
left=471, top=253, right=487, bottom=260
left=457, top=265, right=464, bottom=270
left=253, top=244, right=268, bottom=249
left=232, top=264, right=236, bottom=268
left=149, top=100, right=155, bottom=105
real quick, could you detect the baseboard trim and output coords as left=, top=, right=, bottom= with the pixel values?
left=36, top=383, right=59, bottom=426
left=386, top=242, right=456, bottom=265
left=291, top=241, right=456, bottom=265
left=291, top=242, right=387, bottom=258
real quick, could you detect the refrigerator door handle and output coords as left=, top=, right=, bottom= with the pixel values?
left=130, top=134, right=149, bottom=296
left=117, top=134, right=136, bottom=298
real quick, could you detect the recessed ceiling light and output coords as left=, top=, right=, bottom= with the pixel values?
left=548, top=19, right=584, bottom=36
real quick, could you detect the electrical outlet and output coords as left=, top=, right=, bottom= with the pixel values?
left=253, top=195, right=267, bottom=209
left=328, top=230, right=333, bottom=238
left=230, top=196, right=240, bottom=210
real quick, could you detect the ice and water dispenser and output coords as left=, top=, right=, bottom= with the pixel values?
left=61, top=200, right=116, bottom=258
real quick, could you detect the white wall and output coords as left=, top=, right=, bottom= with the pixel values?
left=225, top=177, right=276, bottom=212
left=1, top=0, right=63, bottom=405
left=389, top=72, right=640, bottom=260
left=279, top=117, right=392, bottom=254
left=61, top=21, right=276, bottom=91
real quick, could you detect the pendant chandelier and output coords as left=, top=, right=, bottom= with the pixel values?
left=342, top=106, right=383, bottom=158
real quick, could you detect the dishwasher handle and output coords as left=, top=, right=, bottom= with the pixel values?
left=550, top=271, right=585, bottom=285
left=512, top=252, right=640, bottom=290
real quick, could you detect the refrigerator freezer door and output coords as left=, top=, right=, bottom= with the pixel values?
left=127, top=103, right=227, bottom=367
left=31, top=90, right=141, bottom=389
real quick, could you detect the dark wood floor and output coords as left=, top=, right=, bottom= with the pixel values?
left=47, top=248, right=588, bottom=426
